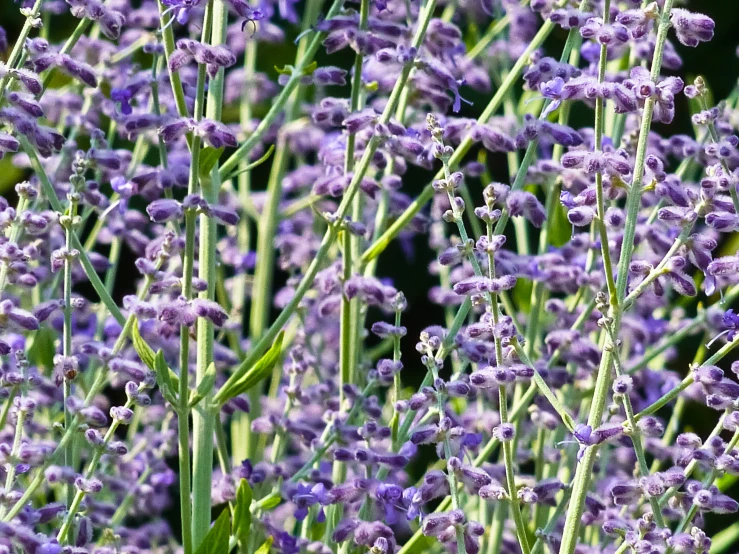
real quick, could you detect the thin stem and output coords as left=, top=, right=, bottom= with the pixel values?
left=230, top=35, right=258, bottom=465
left=20, top=136, right=126, bottom=325
left=657, top=411, right=726, bottom=508
left=671, top=429, right=739, bottom=545
left=361, top=20, right=556, bottom=263
left=0, top=0, right=44, bottom=98
left=191, top=0, right=226, bottom=548
left=499, top=384, right=531, bottom=554
left=215, top=0, right=439, bottom=406
left=0, top=398, right=28, bottom=520
left=246, top=0, right=325, bottom=460
left=634, top=335, right=739, bottom=423
left=62, top=195, right=79, bottom=508
left=57, top=398, right=136, bottom=543
left=158, top=0, right=191, bottom=123
left=593, top=0, right=617, bottom=307
left=326, top=228, right=354, bottom=542
left=558, top=3, right=676, bottom=552
left=608, top=328, right=665, bottom=527
left=0, top=194, right=29, bottom=296
left=3, top=265, right=159, bottom=522
left=427, top=354, right=468, bottom=554
left=107, top=467, right=153, bottom=528
left=218, top=0, right=346, bottom=177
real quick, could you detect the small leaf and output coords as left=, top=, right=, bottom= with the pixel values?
left=199, top=147, right=225, bottom=179
left=194, top=509, right=230, bottom=554
left=131, top=318, right=156, bottom=371
left=27, top=326, right=56, bottom=370
left=155, top=350, right=178, bottom=406
left=550, top=197, right=571, bottom=248
left=255, top=536, right=273, bottom=554
left=274, top=64, right=294, bottom=75
left=214, top=331, right=284, bottom=406
left=361, top=233, right=390, bottom=263
left=389, top=412, right=399, bottom=446
left=309, top=521, right=326, bottom=541
left=233, top=479, right=253, bottom=547
left=189, top=362, right=217, bottom=409
left=223, top=144, right=275, bottom=182
left=302, top=61, right=318, bottom=75
left=259, top=493, right=282, bottom=511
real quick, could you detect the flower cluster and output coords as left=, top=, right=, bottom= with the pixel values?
left=0, top=0, right=739, bottom=553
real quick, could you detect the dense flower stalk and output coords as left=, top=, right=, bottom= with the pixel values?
left=2, top=0, right=739, bottom=553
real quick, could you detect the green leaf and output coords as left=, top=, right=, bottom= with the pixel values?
left=302, top=61, right=318, bottom=75
left=309, top=521, right=326, bottom=541
left=214, top=331, right=284, bottom=406
left=222, top=144, right=275, bottom=182
left=189, top=362, right=217, bottom=409
left=254, top=536, right=273, bottom=554
left=194, top=509, right=231, bottom=554
left=549, top=198, right=571, bottom=248
left=259, top=494, right=282, bottom=511
left=131, top=318, right=156, bottom=371
left=199, top=147, right=225, bottom=180
left=274, top=64, right=294, bottom=75
left=233, top=479, right=253, bottom=547
left=27, top=326, right=56, bottom=370
left=155, top=350, right=178, bottom=406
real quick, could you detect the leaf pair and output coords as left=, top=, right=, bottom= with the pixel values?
left=132, top=318, right=284, bottom=411
left=213, top=331, right=284, bottom=407
left=195, top=480, right=269, bottom=554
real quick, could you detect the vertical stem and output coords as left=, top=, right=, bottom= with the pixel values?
left=176, top=0, right=214, bottom=548
left=246, top=0, right=324, bottom=460
left=558, top=3, right=675, bottom=553
left=326, top=229, right=354, bottom=544
left=593, top=0, right=618, bottom=306
left=0, top=0, right=44, bottom=97
left=191, top=0, right=227, bottom=548
left=427, top=355, right=468, bottom=554
left=231, top=36, right=258, bottom=465
left=62, top=196, right=79, bottom=508
left=609, top=331, right=665, bottom=527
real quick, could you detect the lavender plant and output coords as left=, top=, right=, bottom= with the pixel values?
left=2, top=0, right=739, bottom=553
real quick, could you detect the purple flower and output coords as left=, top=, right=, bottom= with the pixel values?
left=671, top=9, right=715, bottom=47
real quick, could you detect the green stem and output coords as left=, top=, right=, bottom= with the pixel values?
left=218, top=0, right=346, bottom=178
left=0, top=0, right=44, bottom=98
left=246, top=0, right=324, bottom=460
left=671, top=429, right=739, bottom=545
left=2, top=270, right=157, bottom=523
left=191, top=0, right=226, bottom=548
left=214, top=0, right=439, bottom=406
left=361, top=20, right=556, bottom=264
left=0, top=406, right=27, bottom=520
left=0, top=195, right=29, bottom=296
left=62, top=196, right=79, bottom=508
left=609, top=330, right=665, bottom=527
left=558, top=4, right=676, bottom=552
left=499, top=385, right=531, bottom=554
left=634, top=336, right=739, bottom=422
left=427, top=355, right=468, bottom=554
left=158, top=0, right=191, bottom=122
left=57, top=399, right=135, bottom=542
left=20, top=136, right=125, bottom=325
left=658, top=411, right=726, bottom=509
left=593, top=0, right=618, bottom=307
left=108, top=467, right=152, bottom=527
left=230, top=36, right=258, bottom=464
left=326, top=228, right=354, bottom=544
